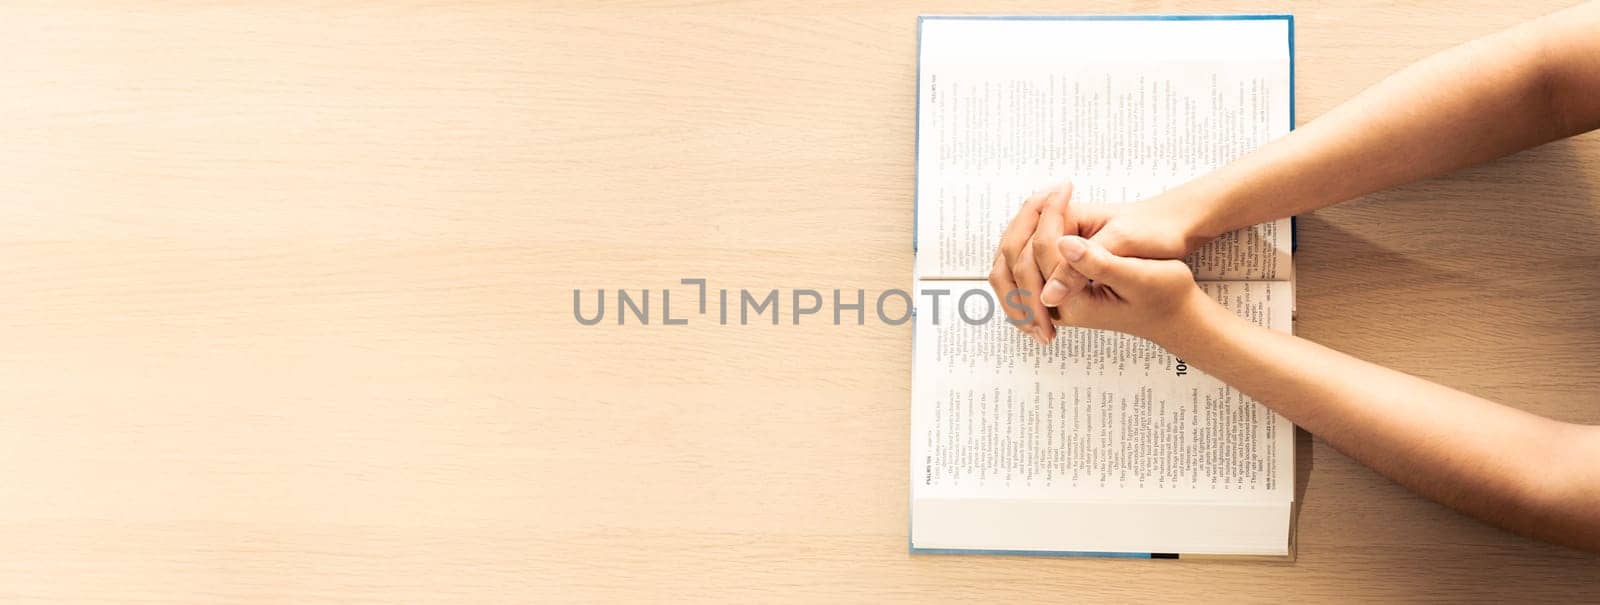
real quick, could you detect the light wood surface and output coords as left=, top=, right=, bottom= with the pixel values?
left=3, top=1, right=1598, bottom=602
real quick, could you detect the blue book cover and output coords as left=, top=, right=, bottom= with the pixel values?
left=909, top=14, right=1297, bottom=560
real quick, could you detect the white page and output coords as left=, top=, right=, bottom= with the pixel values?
left=910, top=279, right=1294, bottom=505
left=911, top=498, right=1291, bottom=555
left=914, top=17, right=1292, bottom=280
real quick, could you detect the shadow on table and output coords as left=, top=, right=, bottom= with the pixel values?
left=1284, top=135, right=1600, bottom=584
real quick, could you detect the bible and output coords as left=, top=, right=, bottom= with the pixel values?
left=910, top=15, right=1297, bottom=558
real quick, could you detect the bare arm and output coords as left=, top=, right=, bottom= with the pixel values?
left=1165, top=300, right=1600, bottom=551
left=1019, top=5, right=1600, bottom=548
left=1048, top=236, right=1600, bottom=551
left=1017, top=3, right=1600, bottom=321
left=1164, top=1, right=1600, bottom=239
left=1156, top=7, right=1600, bottom=547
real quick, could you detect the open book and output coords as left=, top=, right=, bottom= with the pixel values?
left=911, top=15, right=1297, bottom=558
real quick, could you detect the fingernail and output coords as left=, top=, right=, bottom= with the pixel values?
left=1031, top=331, right=1047, bottom=346
left=1057, top=236, right=1087, bottom=261
left=1041, top=279, right=1067, bottom=306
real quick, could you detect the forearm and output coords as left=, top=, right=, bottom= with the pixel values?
left=1158, top=303, right=1600, bottom=551
left=1164, top=2, right=1600, bottom=238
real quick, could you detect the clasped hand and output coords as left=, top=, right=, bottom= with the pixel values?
left=989, top=181, right=1216, bottom=347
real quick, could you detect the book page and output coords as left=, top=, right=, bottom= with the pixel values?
left=910, top=279, right=1294, bottom=504
left=914, top=18, right=1292, bottom=280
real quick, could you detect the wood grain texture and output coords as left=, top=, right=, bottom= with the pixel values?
left=2, top=1, right=1597, bottom=602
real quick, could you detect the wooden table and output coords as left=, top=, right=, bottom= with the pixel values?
left=3, top=1, right=1597, bottom=602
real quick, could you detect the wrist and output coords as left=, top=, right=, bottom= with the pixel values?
left=1148, top=290, right=1239, bottom=356
left=1149, top=172, right=1240, bottom=245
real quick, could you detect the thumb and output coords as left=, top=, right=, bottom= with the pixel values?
left=1056, top=235, right=1145, bottom=288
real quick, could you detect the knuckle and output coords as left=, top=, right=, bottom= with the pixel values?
left=988, top=277, right=1009, bottom=300
left=1031, top=239, right=1050, bottom=265
left=998, top=247, right=1015, bottom=266
left=1072, top=257, right=1096, bottom=277
left=1032, top=227, right=1054, bottom=246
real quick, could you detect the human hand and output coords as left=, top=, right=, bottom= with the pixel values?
left=1048, top=235, right=1219, bottom=346
left=988, top=184, right=1070, bottom=345
left=1033, top=190, right=1213, bottom=309
left=995, top=181, right=1214, bottom=345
